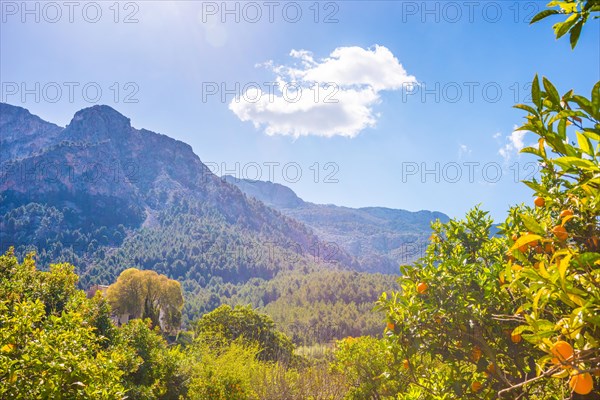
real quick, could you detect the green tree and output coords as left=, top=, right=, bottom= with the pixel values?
left=107, top=268, right=184, bottom=333
left=378, top=1, right=599, bottom=397
left=0, top=249, right=127, bottom=399
left=377, top=209, right=560, bottom=398
left=497, top=0, right=599, bottom=395
left=331, top=336, right=405, bottom=399
left=194, top=304, right=294, bottom=363
left=184, top=339, right=262, bottom=400
left=115, top=319, right=188, bottom=400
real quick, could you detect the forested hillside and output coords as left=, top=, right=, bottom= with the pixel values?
left=0, top=103, right=400, bottom=342
left=224, top=175, right=449, bottom=273
left=0, top=103, right=358, bottom=278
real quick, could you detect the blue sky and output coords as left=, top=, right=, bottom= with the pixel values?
left=2, top=1, right=599, bottom=220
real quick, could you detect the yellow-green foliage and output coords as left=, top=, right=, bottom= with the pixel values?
left=0, top=250, right=128, bottom=399
left=376, top=1, right=599, bottom=397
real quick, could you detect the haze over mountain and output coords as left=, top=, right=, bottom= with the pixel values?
left=223, top=176, right=449, bottom=273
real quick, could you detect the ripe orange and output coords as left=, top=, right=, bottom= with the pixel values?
left=544, top=243, right=554, bottom=253
left=417, top=282, right=428, bottom=294
left=511, top=264, right=523, bottom=272
left=511, top=233, right=519, bottom=242
left=569, top=372, right=594, bottom=395
left=534, top=197, right=545, bottom=207
left=511, top=333, right=522, bottom=343
left=559, top=209, right=573, bottom=218
left=471, top=346, right=482, bottom=362
left=550, top=341, right=573, bottom=364
left=471, top=381, right=482, bottom=393
left=402, top=359, right=410, bottom=369
left=387, top=322, right=395, bottom=331
left=552, top=225, right=568, bottom=241
left=486, top=363, right=495, bottom=374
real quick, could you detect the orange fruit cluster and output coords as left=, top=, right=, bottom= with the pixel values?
left=548, top=341, right=595, bottom=395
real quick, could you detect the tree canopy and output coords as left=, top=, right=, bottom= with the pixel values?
left=107, top=268, right=184, bottom=333
left=194, top=304, right=295, bottom=363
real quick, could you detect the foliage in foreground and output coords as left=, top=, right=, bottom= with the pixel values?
left=0, top=250, right=359, bottom=399
left=377, top=1, right=600, bottom=398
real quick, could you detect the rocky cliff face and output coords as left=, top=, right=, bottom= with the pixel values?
left=223, top=175, right=305, bottom=209
left=0, top=103, right=63, bottom=160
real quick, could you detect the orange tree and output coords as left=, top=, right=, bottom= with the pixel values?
left=377, top=1, right=599, bottom=398
left=377, top=208, right=561, bottom=398
left=498, top=0, right=599, bottom=395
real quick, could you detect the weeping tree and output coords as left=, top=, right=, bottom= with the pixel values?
left=107, top=268, right=184, bottom=333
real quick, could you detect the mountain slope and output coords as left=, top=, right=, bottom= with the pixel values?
left=0, top=104, right=358, bottom=287
left=0, top=103, right=412, bottom=341
left=223, top=176, right=450, bottom=273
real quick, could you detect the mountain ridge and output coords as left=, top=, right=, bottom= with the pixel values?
left=0, top=103, right=358, bottom=287
left=222, top=175, right=450, bottom=272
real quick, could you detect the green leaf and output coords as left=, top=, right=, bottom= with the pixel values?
left=548, top=109, right=587, bottom=125
left=553, top=14, right=579, bottom=38
left=532, top=75, right=541, bottom=106
left=576, top=131, right=593, bottom=155
left=585, top=1, right=600, bottom=11
left=521, top=215, right=546, bottom=235
left=511, top=234, right=543, bottom=251
left=513, top=325, right=533, bottom=335
left=530, top=9, right=560, bottom=24
left=521, top=146, right=541, bottom=157
left=523, top=180, right=545, bottom=192
left=514, top=104, right=538, bottom=114
left=570, top=20, right=583, bottom=48
left=572, top=95, right=593, bottom=114
left=592, top=81, right=600, bottom=115
left=558, top=2, right=578, bottom=13
left=558, top=253, right=572, bottom=290
left=543, top=77, right=561, bottom=105
left=539, top=138, right=547, bottom=158
left=533, top=288, right=548, bottom=311
left=536, top=319, right=555, bottom=332
left=554, top=156, right=598, bottom=170
left=558, top=118, right=567, bottom=139
left=583, top=128, right=600, bottom=141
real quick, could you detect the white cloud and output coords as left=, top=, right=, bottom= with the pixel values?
left=499, top=125, right=527, bottom=161
left=229, top=45, right=417, bottom=138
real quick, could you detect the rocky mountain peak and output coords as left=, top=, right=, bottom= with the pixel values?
left=65, top=105, right=132, bottom=141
